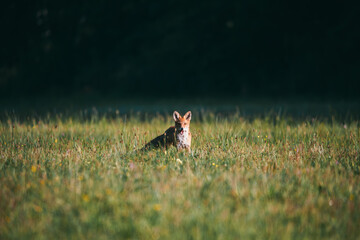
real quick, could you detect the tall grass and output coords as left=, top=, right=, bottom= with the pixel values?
left=0, top=112, right=359, bottom=239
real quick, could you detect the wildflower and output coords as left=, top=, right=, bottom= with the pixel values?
left=216, top=164, right=219, bottom=168
left=212, top=163, right=215, bottom=166
left=55, top=139, right=58, bottom=143
left=82, top=194, right=90, bottom=202
left=40, top=179, right=45, bottom=185
left=153, top=204, right=161, bottom=211
left=106, top=188, right=112, bottom=195
left=157, top=165, right=166, bottom=171
left=176, top=158, right=183, bottom=165
left=350, top=194, right=354, bottom=201
left=78, top=175, right=84, bottom=181
left=257, top=136, right=259, bottom=138
left=31, top=165, right=37, bottom=173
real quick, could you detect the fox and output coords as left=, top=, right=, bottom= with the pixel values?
left=140, top=111, right=192, bottom=152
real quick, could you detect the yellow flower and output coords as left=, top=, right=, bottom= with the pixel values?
left=153, top=204, right=161, bottom=211
left=216, top=164, right=219, bottom=168
left=212, top=163, right=215, bottom=166
left=78, top=175, right=84, bottom=181
left=106, top=188, right=112, bottom=195
left=40, top=179, right=45, bottom=185
left=31, top=165, right=37, bottom=173
left=157, top=165, right=167, bottom=171
left=55, top=139, right=58, bottom=143
left=350, top=194, right=354, bottom=201
left=82, top=194, right=90, bottom=202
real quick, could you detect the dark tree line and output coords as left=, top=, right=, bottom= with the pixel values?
left=1, top=0, right=359, bottom=99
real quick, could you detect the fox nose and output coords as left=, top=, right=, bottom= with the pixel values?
left=179, top=127, right=184, bottom=132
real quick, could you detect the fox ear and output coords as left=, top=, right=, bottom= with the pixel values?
left=173, top=111, right=180, bottom=121
left=184, top=111, right=192, bottom=121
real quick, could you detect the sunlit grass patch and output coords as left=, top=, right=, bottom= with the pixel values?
left=0, top=113, right=359, bottom=239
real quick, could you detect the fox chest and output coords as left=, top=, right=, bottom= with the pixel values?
left=176, top=131, right=191, bottom=149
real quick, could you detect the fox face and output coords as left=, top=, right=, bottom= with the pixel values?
left=173, top=111, right=192, bottom=135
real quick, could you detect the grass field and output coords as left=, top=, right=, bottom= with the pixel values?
left=1, top=107, right=359, bottom=239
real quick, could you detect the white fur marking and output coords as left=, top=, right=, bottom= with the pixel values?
left=176, top=127, right=190, bottom=149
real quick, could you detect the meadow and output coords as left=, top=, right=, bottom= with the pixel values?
left=0, top=107, right=359, bottom=239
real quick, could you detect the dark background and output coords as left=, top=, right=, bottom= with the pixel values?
left=1, top=0, right=359, bottom=100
